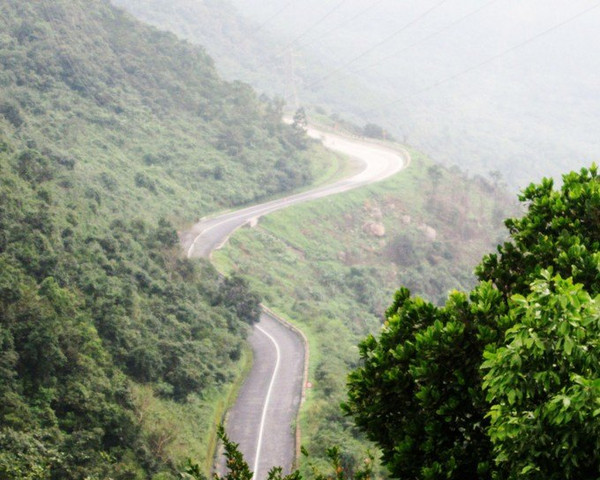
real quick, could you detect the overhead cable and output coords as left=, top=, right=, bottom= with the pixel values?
left=351, top=0, right=500, bottom=74
left=364, top=1, right=600, bottom=115
left=301, top=0, right=450, bottom=93
left=253, top=0, right=297, bottom=35
left=275, top=0, right=349, bottom=57
left=299, top=0, right=388, bottom=50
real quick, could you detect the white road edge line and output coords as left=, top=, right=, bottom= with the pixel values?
left=253, top=323, right=282, bottom=480
left=186, top=217, right=232, bottom=258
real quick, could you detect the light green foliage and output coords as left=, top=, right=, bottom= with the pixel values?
left=0, top=0, right=331, bottom=476
left=483, top=273, right=600, bottom=479
left=181, top=427, right=372, bottom=480
left=0, top=0, right=324, bottom=221
left=477, top=165, right=600, bottom=295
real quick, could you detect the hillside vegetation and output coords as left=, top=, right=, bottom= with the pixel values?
left=0, top=0, right=338, bottom=477
left=0, top=0, right=332, bottom=220
left=213, top=150, right=517, bottom=474
left=345, top=165, right=600, bottom=479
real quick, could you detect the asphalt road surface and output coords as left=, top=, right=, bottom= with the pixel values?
left=184, top=127, right=409, bottom=479
left=182, top=127, right=409, bottom=258
left=219, top=312, right=305, bottom=479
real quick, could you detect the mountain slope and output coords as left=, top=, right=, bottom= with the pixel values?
left=0, top=0, right=329, bottom=220
left=0, top=1, right=337, bottom=478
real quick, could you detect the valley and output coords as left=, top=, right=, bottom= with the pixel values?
left=1, top=1, right=597, bottom=479
left=184, top=126, right=409, bottom=477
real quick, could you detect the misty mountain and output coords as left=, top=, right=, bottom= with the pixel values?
left=113, top=0, right=600, bottom=187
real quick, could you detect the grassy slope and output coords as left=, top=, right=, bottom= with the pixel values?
left=213, top=149, right=518, bottom=474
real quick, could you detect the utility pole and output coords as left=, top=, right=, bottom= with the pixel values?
left=285, top=49, right=300, bottom=110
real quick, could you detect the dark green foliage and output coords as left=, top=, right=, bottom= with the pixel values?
left=362, top=124, right=393, bottom=141
left=214, top=274, right=262, bottom=325
left=0, top=137, right=263, bottom=477
left=0, top=0, right=315, bottom=474
left=345, top=166, right=600, bottom=479
left=0, top=99, right=24, bottom=127
left=344, top=289, right=493, bottom=479
left=292, top=107, right=308, bottom=133
left=291, top=107, right=309, bottom=150
left=214, top=425, right=253, bottom=480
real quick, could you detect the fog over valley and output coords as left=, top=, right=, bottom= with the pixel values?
left=115, top=0, right=600, bottom=187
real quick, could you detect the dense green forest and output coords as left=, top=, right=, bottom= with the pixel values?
left=0, top=0, right=333, bottom=477
left=3, top=1, right=598, bottom=479
left=0, top=134, right=255, bottom=478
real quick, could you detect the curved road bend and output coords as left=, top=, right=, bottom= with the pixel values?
left=182, top=128, right=409, bottom=258
left=184, top=128, right=410, bottom=479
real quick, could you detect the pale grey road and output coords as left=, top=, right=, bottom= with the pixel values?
left=182, top=128, right=410, bottom=258
left=184, top=127, right=410, bottom=479
left=220, top=312, right=305, bottom=479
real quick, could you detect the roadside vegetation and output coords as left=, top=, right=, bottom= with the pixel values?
left=3, top=0, right=598, bottom=479
left=214, top=148, right=517, bottom=475
left=213, top=166, right=599, bottom=480
left=346, top=165, right=600, bottom=480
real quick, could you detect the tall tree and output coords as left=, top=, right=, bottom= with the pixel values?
left=344, top=165, right=600, bottom=479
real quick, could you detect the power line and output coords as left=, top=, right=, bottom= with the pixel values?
left=298, top=0, right=388, bottom=50
left=275, top=0, right=349, bottom=57
left=351, top=0, right=500, bottom=74
left=301, top=0, right=450, bottom=93
left=364, top=1, right=600, bottom=116
left=253, top=0, right=297, bottom=35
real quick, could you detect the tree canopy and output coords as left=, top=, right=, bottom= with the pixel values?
left=0, top=0, right=304, bottom=476
left=344, top=165, right=600, bottom=479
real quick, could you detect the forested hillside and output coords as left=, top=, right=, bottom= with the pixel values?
left=0, top=0, right=324, bottom=220
left=0, top=0, right=332, bottom=477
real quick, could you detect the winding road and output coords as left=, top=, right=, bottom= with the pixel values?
left=183, top=126, right=410, bottom=479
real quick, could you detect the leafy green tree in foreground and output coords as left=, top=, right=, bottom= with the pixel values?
left=483, top=272, right=600, bottom=479
left=344, top=165, right=600, bottom=479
